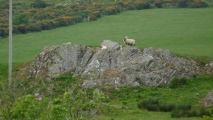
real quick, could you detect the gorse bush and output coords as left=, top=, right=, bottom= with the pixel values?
left=177, top=0, right=208, bottom=8
left=169, top=77, right=187, bottom=88
left=137, top=97, right=213, bottom=118
left=159, top=102, right=176, bottom=112
left=13, top=13, right=29, bottom=25
left=171, top=103, right=192, bottom=118
left=11, top=95, right=39, bottom=119
left=202, top=108, right=213, bottom=120
left=0, top=70, right=114, bottom=119
left=137, top=97, right=175, bottom=112
left=3, top=88, right=110, bottom=119
left=171, top=104, right=213, bottom=118
left=154, top=0, right=163, bottom=8
left=31, top=0, right=48, bottom=8
left=199, top=107, right=213, bottom=118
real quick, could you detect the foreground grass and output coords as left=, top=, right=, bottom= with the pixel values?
left=0, top=8, right=213, bottom=63
left=2, top=74, right=211, bottom=119
left=0, top=62, right=213, bottom=119
left=99, top=109, right=201, bottom=120
left=98, top=75, right=213, bottom=119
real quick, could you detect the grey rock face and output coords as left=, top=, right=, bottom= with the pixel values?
left=202, top=90, right=213, bottom=107
left=26, top=40, right=211, bottom=88
left=28, top=43, right=87, bottom=79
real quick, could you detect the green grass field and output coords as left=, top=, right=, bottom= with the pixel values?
left=0, top=8, right=213, bottom=64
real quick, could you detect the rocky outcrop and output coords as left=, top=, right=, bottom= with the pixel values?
left=27, top=42, right=89, bottom=80
left=201, top=90, right=213, bottom=107
left=26, top=40, right=212, bottom=88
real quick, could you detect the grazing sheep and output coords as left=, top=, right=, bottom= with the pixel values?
left=123, top=36, right=135, bottom=46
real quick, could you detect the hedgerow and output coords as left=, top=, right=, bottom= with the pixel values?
left=0, top=0, right=208, bottom=37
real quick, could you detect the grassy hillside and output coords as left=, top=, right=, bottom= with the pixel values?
left=1, top=8, right=213, bottom=63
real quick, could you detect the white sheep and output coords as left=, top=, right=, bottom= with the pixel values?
left=123, top=36, right=135, bottom=46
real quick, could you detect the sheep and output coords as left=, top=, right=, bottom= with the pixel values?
left=123, top=36, right=135, bottom=46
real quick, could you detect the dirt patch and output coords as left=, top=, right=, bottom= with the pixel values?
left=103, top=70, right=124, bottom=78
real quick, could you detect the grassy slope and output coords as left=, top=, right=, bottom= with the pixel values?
left=98, top=75, right=213, bottom=119
left=0, top=8, right=213, bottom=63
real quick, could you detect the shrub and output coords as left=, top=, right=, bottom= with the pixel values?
left=78, top=5, right=87, bottom=10
left=47, top=20, right=57, bottom=29
left=31, top=0, right=48, bottom=8
left=26, top=8, right=37, bottom=16
left=170, top=105, right=213, bottom=118
left=10, top=95, right=39, bottom=119
left=13, top=13, right=29, bottom=25
left=159, top=102, right=175, bottom=112
left=177, top=103, right=192, bottom=111
left=12, top=25, right=19, bottom=34
left=177, top=0, right=189, bottom=8
left=92, top=2, right=105, bottom=8
left=92, top=11, right=102, bottom=18
left=171, top=103, right=192, bottom=118
left=72, top=16, right=83, bottom=24
left=188, top=0, right=208, bottom=8
left=137, top=98, right=151, bottom=109
left=171, top=108, right=185, bottom=118
left=154, top=0, right=163, bottom=8
left=135, top=0, right=150, bottom=10
left=202, top=108, right=213, bottom=119
left=187, top=110, right=198, bottom=117
left=169, top=77, right=187, bottom=88
left=104, top=6, right=119, bottom=15
left=0, top=0, right=9, bottom=9
left=138, top=97, right=194, bottom=114
left=0, top=28, right=8, bottom=37
left=3, top=84, right=109, bottom=120
left=70, top=4, right=79, bottom=9
left=199, top=107, right=213, bottom=117
left=123, top=1, right=136, bottom=10
left=40, top=20, right=57, bottom=30
left=34, top=12, right=46, bottom=20
left=29, top=23, right=42, bottom=32
left=147, top=104, right=159, bottom=111
left=54, top=17, right=69, bottom=26
left=137, top=97, right=161, bottom=111
left=17, top=24, right=28, bottom=34
left=89, top=14, right=97, bottom=21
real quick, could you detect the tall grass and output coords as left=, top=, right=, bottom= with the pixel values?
left=0, top=8, right=213, bottom=63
